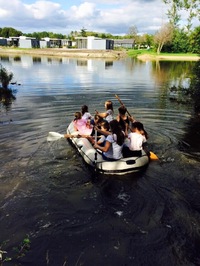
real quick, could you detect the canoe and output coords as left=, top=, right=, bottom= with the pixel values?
left=66, top=122, right=149, bottom=175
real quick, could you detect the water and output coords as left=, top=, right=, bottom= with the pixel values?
left=0, top=54, right=200, bottom=266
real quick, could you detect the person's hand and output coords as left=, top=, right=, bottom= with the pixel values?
left=87, top=136, right=94, bottom=144
left=93, top=143, right=98, bottom=149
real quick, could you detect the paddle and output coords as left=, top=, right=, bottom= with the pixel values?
left=115, top=94, right=132, bottom=117
left=47, top=132, right=77, bottom=142
left=149, top=151, right=159, bottom=160
left=115, top=94, right=159, bottom=160
left=47, top=131, right=101, bottom=142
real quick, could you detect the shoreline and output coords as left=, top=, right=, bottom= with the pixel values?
left=0, top=48, right=127, bottom=59
left=0, top=47, right=199, bottom=61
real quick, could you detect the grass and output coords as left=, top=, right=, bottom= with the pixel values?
left=127, top=49, right=199, bottom=58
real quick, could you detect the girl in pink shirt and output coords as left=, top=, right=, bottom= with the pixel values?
left=73, top=111, right=93, bottom=135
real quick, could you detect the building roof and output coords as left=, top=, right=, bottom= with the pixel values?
left=113, top=39, right=134, bottom=44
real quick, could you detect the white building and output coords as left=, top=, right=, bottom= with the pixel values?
left=19, top=36, right=39, bottom=48
left=76, top=36, right=114, bottom=50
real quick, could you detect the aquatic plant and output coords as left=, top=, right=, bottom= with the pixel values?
left=0, top=64, right=13, bottom=90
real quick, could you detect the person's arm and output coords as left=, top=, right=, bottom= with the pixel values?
left=94, top=141, right=111, bottom=152
left=95, top=126, right=111, bottom=136
left=124, top=123, right=129, bottom=137
left=95, top=110, right=108, bottom=118
left=63, top=134, right=78, bottom=138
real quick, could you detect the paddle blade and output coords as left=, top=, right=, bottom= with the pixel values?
left=47, top=132, right=65, bottom=142
left=149, top=151, right=159, bottom=160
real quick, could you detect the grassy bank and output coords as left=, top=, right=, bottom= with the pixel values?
left=127, top=49, right=200, bottom=61
left=0, top=47, right=199, bottom=60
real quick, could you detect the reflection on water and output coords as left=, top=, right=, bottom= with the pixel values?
left=0, top=54, right=200, bottom=265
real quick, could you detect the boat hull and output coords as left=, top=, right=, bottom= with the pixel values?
left=67, top=122, right=149, bottom=175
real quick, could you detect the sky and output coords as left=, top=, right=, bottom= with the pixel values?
left=0, top=0, right=198, bottom=36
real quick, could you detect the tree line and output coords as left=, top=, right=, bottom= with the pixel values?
left=0, top=25, right=199, bottom=54
left=0, top=0, right=199, bottom=54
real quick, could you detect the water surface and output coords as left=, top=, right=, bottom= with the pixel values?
left=0, top=55, right=200, bottom=266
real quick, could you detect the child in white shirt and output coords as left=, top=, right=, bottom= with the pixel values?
left=123, top=121, right=148, bottom=157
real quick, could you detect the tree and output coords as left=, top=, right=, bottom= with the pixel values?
left=188, top=26, right=200, bottom=53
left=163, top=0, right=200, bottom=31
left=0, top=27, right=22, bottom=38
left=0, top=64, right=13, bottom=89
left=171, top=28, right=189, bottom=52
left=163, top=0, right=181, bottom=27
left=80, top=28, right=87, bottom=37
left=127, top=26, right=138, bottom=40
left=154, top=23, right=174, bottom=54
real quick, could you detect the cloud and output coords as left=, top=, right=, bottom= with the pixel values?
left=25, top=1, right=61, bottom=20
left=0, top=0, right=198, bottom=35
left=70, top=2, right=99, bottom=19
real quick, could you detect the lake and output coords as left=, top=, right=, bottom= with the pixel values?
left=0, top=54, right=200, bottom=266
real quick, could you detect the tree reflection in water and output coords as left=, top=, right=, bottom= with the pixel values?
left=0, top=88, right=16, bottom=113
left=181, top=60, right=200, bottom=157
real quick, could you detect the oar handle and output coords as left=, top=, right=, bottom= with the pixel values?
left=115, top=94, right=132, bottom=117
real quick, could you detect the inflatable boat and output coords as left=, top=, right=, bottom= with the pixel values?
left=66, top=122, right=149, bottom=175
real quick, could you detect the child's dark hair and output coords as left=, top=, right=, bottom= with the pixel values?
left=94, top=114, right=103, bottom=123
left=101, top=121, right=110, bottom=131
left=81, top=105, right=88, bottom=115
left=109, top=119, right=124, bottom=146
left=132, top=121, right=148, bottom=139
left=118, top=105, right=127, bottom=115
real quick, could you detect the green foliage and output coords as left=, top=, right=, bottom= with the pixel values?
left=163, top=0, right=199, bottom=31
left=171, top=29, right=189, bottom=53
left=24, top=31, right=67, bottom=40
left=167, top=60, right=200, bottom=113
left=80, top=27, right=87, bottom=37
left=188, top=26, right=200, bottom=54
left=0, top=236, right=31, bottom=264
left=0, top=64, right=13, bottom=89
left=162, top=28, right=189, bottom=53
left=190, top=60, right=200, bottom=112
left=0, top=27, right=22, bottom=38
left=13, top=236, right=31, bottom=259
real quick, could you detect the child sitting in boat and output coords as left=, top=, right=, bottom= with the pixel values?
left=73, top=111, right=93, bottom=135
left=88, top=120, right=110, bottom=146
left=81, top=105, right=92, bottom=121
left=116, top=105, right=135, bottom=132
left=90, top=114, right=104, bottom=136
left=93, top=120, right=125, bottom=161
left=95, top=100, right=114, bottom=123
left=123, top=121, right=148, bottom=157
